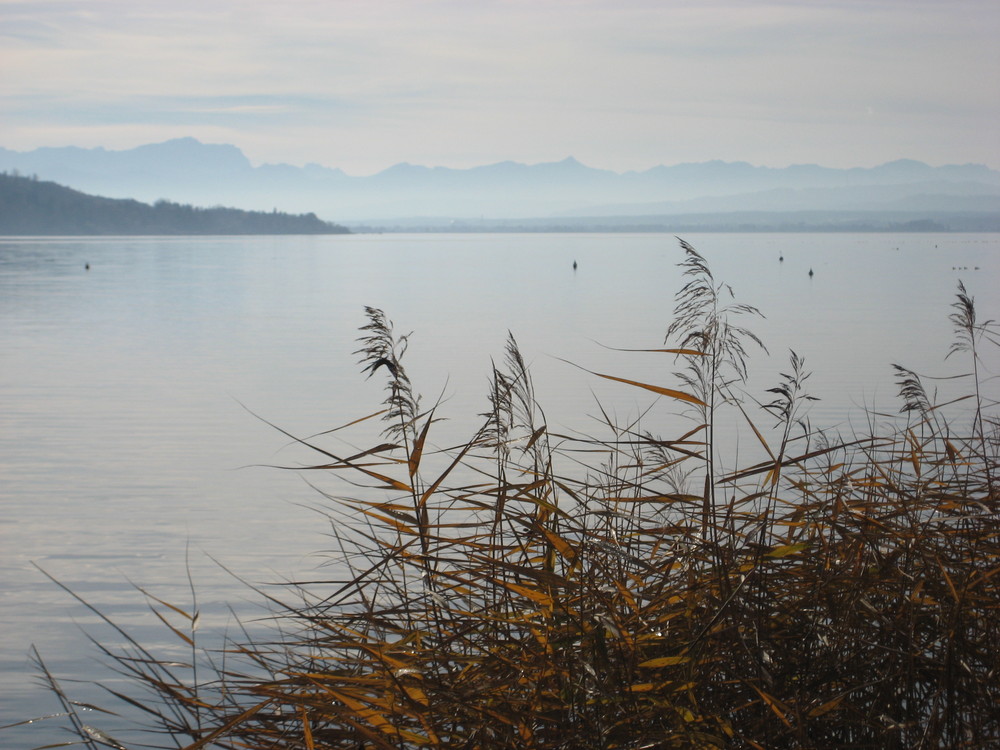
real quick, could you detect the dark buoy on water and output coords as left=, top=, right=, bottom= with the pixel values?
left=808, top=268, right=814, bottom=278
left=573, top=260, right=577, bottom=271
left=779, top=254, right=784, bottom=263
left=85, top=263, right=90, bottom=271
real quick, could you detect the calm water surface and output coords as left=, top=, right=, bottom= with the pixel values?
left=1, top=232, right=997, bottom=743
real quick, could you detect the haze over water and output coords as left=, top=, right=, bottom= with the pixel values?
left=1, top=231, right=997, bottom=743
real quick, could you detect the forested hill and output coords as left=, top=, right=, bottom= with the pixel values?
left=0, top=172, right=349, bottom=235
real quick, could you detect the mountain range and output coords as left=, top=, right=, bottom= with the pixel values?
left=2, top=137, right=999, bottom=226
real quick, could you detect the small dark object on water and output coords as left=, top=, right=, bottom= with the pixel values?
left=85, top=263, right=90, bottom=270
left=573, top=260, right=577, bottom=271
left=808, top=268, right=814, bottom=277
left=779, top=255, right=783, bottom=263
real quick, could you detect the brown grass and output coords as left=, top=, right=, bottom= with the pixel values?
left=13, top=238, right=999, bottom=749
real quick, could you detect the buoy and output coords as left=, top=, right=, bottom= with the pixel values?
left=808, top=268, right=814, bottom=277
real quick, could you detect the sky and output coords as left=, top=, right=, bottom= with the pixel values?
left=2, top=0, right=999, bottom=176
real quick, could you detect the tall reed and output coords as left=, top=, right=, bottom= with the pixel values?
left=14, top=238, right=998, bottom=749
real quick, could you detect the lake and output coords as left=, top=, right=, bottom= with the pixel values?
left=1, top=232, right=997, bottom=744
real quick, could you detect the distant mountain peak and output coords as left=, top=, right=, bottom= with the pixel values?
left=377, top=162, right=433, bottom=177
left=880, top=158, right=927, bottom=168
left=138, top=137, right=247, bottom=156
left=540, top=155, right=590, bottom=169
left=160, top=136, right=203, bottom=146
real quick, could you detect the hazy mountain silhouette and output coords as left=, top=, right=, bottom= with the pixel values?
left=1, top=138, right=998, bottom=223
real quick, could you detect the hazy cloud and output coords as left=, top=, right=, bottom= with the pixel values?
left=1, top=0, right=997, bottom=173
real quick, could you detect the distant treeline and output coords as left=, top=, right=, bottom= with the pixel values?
left=0, top=172, right=349, bottom=235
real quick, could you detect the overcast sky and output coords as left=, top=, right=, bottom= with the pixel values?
left=2, top=0, right=998, bottom=175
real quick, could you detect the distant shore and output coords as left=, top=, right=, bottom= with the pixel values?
left=0, top=172, right=350, bottom=236
left=4, top=170, right=997, bottom=237
left=348, top=210, right=1000, bottom=234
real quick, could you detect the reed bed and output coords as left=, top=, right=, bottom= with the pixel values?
left=12, top=239, right=999, bottom=749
